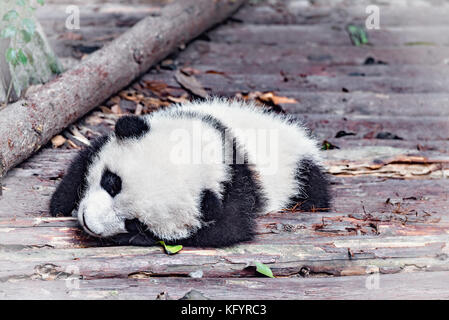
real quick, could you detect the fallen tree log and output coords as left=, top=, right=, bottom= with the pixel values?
left=0, top=0, right=246, bottom=179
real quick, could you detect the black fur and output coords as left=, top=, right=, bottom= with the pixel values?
left=115, top=115, right=150, bottom=140
left=49, top=136, right=109, bottom=216
left=110, top=219, right=158, bottom=246
left=287, top=158, right=331, bottom=211
left=179, top=161, right=265, bottom=247
left=100, top=169, right=122, bottom=197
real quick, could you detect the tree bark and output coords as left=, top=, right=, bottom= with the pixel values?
left=0, top=0, right=246, bottom=179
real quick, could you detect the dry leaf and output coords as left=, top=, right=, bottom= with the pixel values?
left=181, top=67, right=202, bottom=76
left=51, top=135, right=66, bottom=148
left=109, top=96, right=121, bottom=105
left=167, top=95, right=189, bottom=104
left=142, top=97, right=171, bottom=109
left=99, top=106, right=113, bottom=114
left=67, top=139, right=80, bottom=149
left=205, top=70, right=231, bottom=78
left=69, top=125, right=91, bottom=146
left=143, top=80, right=169, bottom=97
left=258, top=92, right=297, bottom=105
left=174, top=70, right=208, bottom=98
left=135, top=104, right=143, bottom=115
left=119, top=90, right=144, bottom=102
left=111, top=105, right=123, bottom=115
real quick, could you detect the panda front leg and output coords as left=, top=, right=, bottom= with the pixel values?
left=178, top=173, right=261, bottom=248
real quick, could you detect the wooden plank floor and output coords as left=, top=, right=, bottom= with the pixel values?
left=1, top=0, right=449, bottom=299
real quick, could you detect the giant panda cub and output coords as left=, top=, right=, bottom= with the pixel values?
left=50, top=98, right=330, bottom=247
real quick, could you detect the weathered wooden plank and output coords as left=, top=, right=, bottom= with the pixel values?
left=0, top=224, right=448, bottom=280
left=323, top=139, right=449, bottom=153
left=182, top=64, right=449, bottom=85
left=180, top=42, right=449, bottom=66
left=235, top=5, right=449, bottom=26
left=277, top=92, right=449, bottom=117
left=298, top=0, right=449, bottom=7
left=207, top=24, right=449, bottom=47
left=1, top=271, right=449, bottom=300
left=147, top=71, right=449, bottom=95
left=303, top=114, right=449, bottom=141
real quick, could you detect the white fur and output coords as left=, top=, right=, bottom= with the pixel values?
left=78, top=98, right=322, bottom=240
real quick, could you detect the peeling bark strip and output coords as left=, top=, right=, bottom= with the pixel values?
left=0, top=0, right=246, bottom=177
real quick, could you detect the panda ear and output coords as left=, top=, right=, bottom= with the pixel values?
left=50, top=135, right=109, bottom=216
left=115, top=116, right=150, bottom=140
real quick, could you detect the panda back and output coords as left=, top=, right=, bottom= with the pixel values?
left=170, top=98, right=323, bottom=212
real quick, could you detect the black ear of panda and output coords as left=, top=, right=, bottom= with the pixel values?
left=115, top=116, right=150, bottom=140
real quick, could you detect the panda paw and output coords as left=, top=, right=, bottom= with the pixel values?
left=109, top=219, right=158, bottom=246
left=49, top=186, right=77, bottom=217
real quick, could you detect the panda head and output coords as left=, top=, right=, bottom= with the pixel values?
left=76, top=115, right=151, bottom=238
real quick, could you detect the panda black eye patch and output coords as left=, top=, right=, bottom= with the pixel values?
left=100, top=169, right=122, bottom=197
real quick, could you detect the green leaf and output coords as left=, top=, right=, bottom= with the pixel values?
left=347, top=25, right=369, bottom=47
left=37, top=0, right=45, bottom=5
left=158, top=241, right=183, bottom=255
left=1, top=25, right=17, bottom=38
left=3, top=10, right=19, bottom=22
left=16, top=0, right=27, bottom=6
left=20, top=29, right=32, bottom=43
left=22, top=18, right=35, bottom=35
left=17, top=49, right=27, bottom=65
left=5, top=48, right=18, bottom=66
left=255, top=262, right=275, bottom=278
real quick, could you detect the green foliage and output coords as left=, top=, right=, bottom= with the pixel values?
left=21, top=18, right=35, bottom=34
left=1, top=25, right=17, bottom=38
left=3, top=10, right=19, bottom=22
left=158, top=241, right=183, bottom=255
left=1, top=0, right=44, bottom=103
left=20, top=29, right=32, bottom=43
left=6, top=48, right=18, bottom=65
left=17, top=48, right=27, bottom=64
left=255, top=262, right=275, bottom=278
left=347, top=25, right=369, bottom=46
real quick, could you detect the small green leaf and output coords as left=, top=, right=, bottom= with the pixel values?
left=16, top=0, right=27, bottom=6
left=1, top=25, right=17, bottom=38
left=37, top=0, right=45, bottom=5
left=3, top=10, right=19, bottom=22
left=6, top=48, right=18, bottom=66
left=22, top=18, right=35, bottom=35
left=20, top=29, right=32, bottom=43
left=255, top=262, right=275, bottom=278
left=17, top=49, right=27, bottom=65
left=321, top=140, right=339, bottom=150
left=158, top=241, right=183, bottom=255
left=347, top=25, right=369, bottom=47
